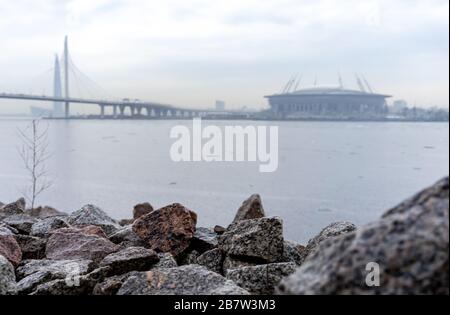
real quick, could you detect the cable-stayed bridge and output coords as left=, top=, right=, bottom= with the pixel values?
left=0, top=37, right=213, bottom=119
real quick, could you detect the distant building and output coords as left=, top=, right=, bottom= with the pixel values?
left=215, top=100, right=226, bottom=111
left=265, top=86, right=391, bottom=119
left=391, top=100, right=408, bottom=114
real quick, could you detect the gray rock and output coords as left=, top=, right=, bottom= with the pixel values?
left=30, top=267, right=110, bottom=295
left=219, top=217, right=284, bottom=263
left=93, top=273, right=133, bottom=295
left=154, top=253, right=178, bottom=269
left=99, top=247, right=159, bottom=276
left=45, top=228, right=119, bottom=262
left=281, top=241, right=308, bottom=266
left=306, top=221, right=357, bottom=255
left=233, top=194, right=265, bottom=223
left=0, top=223, right=18, bottom=236
left=108, top=225, right=147, bottom=247
left=197, top=248, right=224, bottom=274
left=30, top=217, right=69, bottom=238
left=2, top=214, right=38, bottom=235
left=223, top=255, right=258, bottom=276
left=117, top=265, right=249, bottom=295
left=227, top=263, right=297, bottom=295
left=0, top=198, right=26, bottom=220
left=191, top=227, right=219, bottom=252
left=277, top=177, right=449, bottom=295
left=15, top=235, right=46, bottom=260
left=16, top=259, right=94, bottom=295
left=68, top=204, right=121, bottom=235
left=0, top=255, right=17, bottom=295
left=0, top=201, right=4, bottom=208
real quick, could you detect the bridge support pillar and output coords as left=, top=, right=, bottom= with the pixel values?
left=100, top=105, right=105, bottom=118
left=113, top=105, right=117, bottom=118
left=65, top=102, right=70, bottom=118
left=119, top=105, right=125, bottom=116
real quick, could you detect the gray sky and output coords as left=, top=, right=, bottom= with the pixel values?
left=0, top=0, right=448, bottom=113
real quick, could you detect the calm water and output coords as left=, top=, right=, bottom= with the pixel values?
left=0, top=118, right=448, bottom=243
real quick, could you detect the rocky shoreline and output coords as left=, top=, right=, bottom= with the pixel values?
left=1, top=177, right=448, bottom=295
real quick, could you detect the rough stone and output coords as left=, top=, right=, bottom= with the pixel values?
left=214, top=225, right=226, bottom=235
left=232, top=194, right=265, bottom=223
left=133, top=202, right=154, bottom=220
left=45, top=228, right=119, bottom=262
left=281, top=241, right=308, bottom=266
left=227, top=263, right=297, bottom=295
left=0, top=223, right=18, bottom=236
left=67, top=204, right=121, bottom=235
left=109, top=225, right=147, bottom=247
left=191, top=227, right=219, bottom=252
left=153, top=253, right=178, bottom=269
left=2, top=214, right=38, bottom=235
left=0, top=198, right=26, bottom=220
left=93, top=273, right=132, bottom=295
left=132, top=203, right=197, bottom=257
left=25, top=206, right=68, bottom=219
left=223, top=255, right=258, bottom=276
left=117, top=265, right=249, bottom=295
left=306, top=221, right=357, bottom=255
left=0, top=234, right=22, bottom=267
left=30, top=217, right=69, bottom=238
left=218, top=217, right=284, bottom=263
left=15, top=235, right=46, bottom=260
left=197, top=248, right=224, bottom=274
left=0, top=255, right=17, bottom=295
left=99, top=247, right=159, bottom=276
left=178, top=249, right=200, bottom=265
left=277, top=177, right=450, bottom=295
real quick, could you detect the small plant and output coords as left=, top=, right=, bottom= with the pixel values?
left=17, top=119, right=53, bottom=209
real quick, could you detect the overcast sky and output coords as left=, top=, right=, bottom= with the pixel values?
left=0, top=0, right=448, bottom=113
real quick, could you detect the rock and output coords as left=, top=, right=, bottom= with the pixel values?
left=0, top=255, right=17, bottom=295
left=227, top=263, right=297, bottom=295
left=306, top=221, right=357, bottom=255
left=109, top=225, right=147, bottom=247
left=0, top=223, right=18, bottom=236
left=214, top=225, right=226, bottom=235
left=178, top=249, right=201, bottom=265
left=16, top=259, right=95, bottom=295
left=67, top=204, right=121, bottom=235
left=277, top=177, right=449, bottom=295
left=133, top=202, right=154, bottom=220
left=30, top=217, right=69, bottom=238
left=0, top=235, right=22, bottom=267
left=197, top=248, right=224, bottom=274
left=0, top=201, right=4, bottom=208
left=25, top=206, right=68, bottom=219
left=2, top=214, right=38, bottom=235
left=15, top=235, right=46, bottom=260
left=223, top=256, right=258, bottom=275
left=0, top=198, right=26, bottom=220
left=99, top=247, right=159, bottom=276
left=132, top=203, right=197, bottom=257
left=93, top=273, right=131, bottom=295
left=78, top=225, right=108, bottom=238
left=118, top=219, right=134, bottom=226
left=218, top=217, right=284, bottom=263
left=191, top=227, right=219, bottom=252
left=117, top=265, right=249, bottom=295
left=281, top=241, right=308, bottom=266
left=30, top=267, right=110, bottom=295
left=46, top=228, right=119, bottom=262
left=154, top=253, right=178, bottom=269
left=232, top=194, right=265, bottom=223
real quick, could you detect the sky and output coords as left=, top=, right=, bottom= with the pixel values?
left=0, top=0, right=448, bottom=113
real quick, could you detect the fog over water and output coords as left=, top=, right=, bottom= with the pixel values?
left=0, top=118, right=448, bottom=243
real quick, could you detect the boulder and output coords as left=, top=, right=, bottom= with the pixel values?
left=108, top=225, right=147, bottom=247
left=218, top=217, right=284, bottom=263
left=178, top=249, right=201, bottom=266
left=0, top=234, right=22, bottom=266
left=0, top=255, right=17, bottom=295
left=16, top=259, right=95, bottom=295
left=118, top=219, right=134, bottom=226
left=77, top=225, right=108, bottom=238
left=45, top=228, right=119, bottom=262
left=0, top=201, right=3, bottom=208
left=132, top=203, right=197, bottom=257
left=223, top=255, right=258, bottom=276
left=277, top=177, right=449, bottom=295
left=214, top=225, right=226, bottom=235
left=15, top=235, right=46, bottom=260
left=0, top=198, right=26, bottom=220
left=0, top=223, right=18, bottom=236
left=25, top=206, right=68, bottom=219
left=30, top=217, right=70, bottom=238
left=67, top=204, right=121, bottom=235
left=197, top=248, right=224, bottom=274
left=227, top=263, right=297, bottom=295
left=154, top=253, right=178, bottom=269
left=30, top=267, right=110, bottom=295
left=232, top=194, right=265, bottom=223
left=99, top=247, right=159, bottom=276
left=2, top=214, right=38, bottom=235
left=133, top=202, right=154, bottom=220
left=117, top=265, right=249, bottom=295
left=306, top=221, right=357, bottom=255
left=93, top=273, right=132, bottom=295
left=191, top=227, right=219, bottom=252
left=281, top=241, right=308, bottom=266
